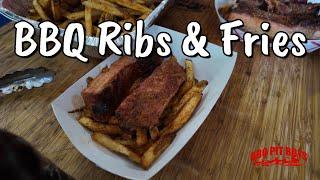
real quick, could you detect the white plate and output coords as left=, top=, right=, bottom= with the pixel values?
left=51, top=25, right=237, bottom=179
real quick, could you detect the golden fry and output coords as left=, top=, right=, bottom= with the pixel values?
left=195, top=80, right=209, bottom=92
left=33, top=0, right=49, bottom=20
left=96, top=12, right=105, bottom=37
left=85, top=6, right=93, bottom=36
left=163, top=61, right=206, bottom=125
left=105, top=0, right=152, bottom=14
left=141, top=135, right=175, bottom=169
left=161, top=94, right=202, bottom=136
left=92, top=133, right=141, bottom=163
left=121, top=131, right=133, bottom=140
left=78, top=117, right=122, bottom=135
left=136, top=128, right=148, bottom=146
left=185, top=60, right=195, bottom=85
left=27, top=13, right=41, bottom=21
left=58, top=19, right=72, bottom=29
left=123, top=8, right=144, bottom=16
left=149, top=127, right=159, bottom=140
left=118, top=18, right=136, bottom=28
left=38, top=0, right=50, bottom=10
left=63, top=10, right=85, bottom=20
left=82, top=1, right=124, bottom=17
left=134, top=0, right=146, bottom=5
left=175, top=60, right=196, bottom=98
left=115, top=139, right=136, bottom=146
left=174, top=81, right=208, bottom=113
left=51, top=0, right=62, bottom=21
left=138, top=13, right=149, bottom=20
left=108, top=116, right=119, bottom=125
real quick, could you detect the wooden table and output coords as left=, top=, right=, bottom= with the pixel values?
left=0, top=1, right=319, bottom=179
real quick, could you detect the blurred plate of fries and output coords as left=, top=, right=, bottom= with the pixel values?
left=51, top=25, right=237, bottom=179
left=0, top=0, right=170, bottom=47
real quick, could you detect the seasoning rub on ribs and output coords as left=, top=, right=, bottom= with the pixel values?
left=82, top=55, right=162, bottom=122
left=116, top=58, right=187, bottom=129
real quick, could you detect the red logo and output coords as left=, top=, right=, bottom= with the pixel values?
left=250, top=146, right=308, bottom=166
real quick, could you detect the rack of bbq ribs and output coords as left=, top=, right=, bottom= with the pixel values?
left=74, top=53, right=208, bottom=169
left=219, top=0, right=320, bottom=39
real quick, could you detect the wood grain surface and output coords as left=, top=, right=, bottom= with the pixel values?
left=0, top=0, right=319, bottom=179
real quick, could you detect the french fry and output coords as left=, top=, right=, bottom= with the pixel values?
left=92, top=133, right=141, bottom=163
left=27, top=14, right=42, bottom=21
left=175, top=60, right=196, bottom=98
left=135, top=0, right=147, bottom=5
left=123, top=8, right=144, bottom=16
left=105, top=0, right=152, bottom=14
left=141, top=135, right=175, bottom=169
left=161, top=94, right=202, bottom=136
left=63, top=10, right=85, bottom=20
left=136, top=128, right=148, bottom=146
left=174, top=80, right=208, bottom=113
left=27, top=0, right=158, bottom=39
left=33, top=0, right=49, bottom=20
left=162, top=92, right=194, bottom=126
left=82, top=108, right=92, bottom=118
left=104, top=12, right=114, bottom=22
left=134, top=143, right=152, bottom=155
left=93, top=26, right=99, bottom=35
left=138, top=13, right=149, bottom=20
left=108, top=116, right=119, bottom=125
left=51, top=0, right=62, bottom=21
left=163, top=62, right=206, bottom=125
left=96, top=12, right=105, bottom=37
left=82, top=1, right=124, bottom=17
left=64, top=0, right=81, bottom=6
left=121, top=131, right=133, bottom=140
left=118, top=18, right=136, bottom=28
left=115, top=139, right=136, bottom=146
left=85, top=5, right=93, bottom=36
left=149, top=127, right=159, bottom=140
left=78, top=117, right=122, bottom=135
left=176, top=83, right=192, bottom=99
left=38, top=0, right=51, bottom=10
left=195, top=80, right=209, bottom=91
left=185, top=60, right=195, bottom=85
left=59, top=19, right=73, bottom=29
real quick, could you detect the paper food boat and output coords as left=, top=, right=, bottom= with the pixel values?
left=215, top=0, right=320, bottom=53
left=0, top=0, right=171, bottom=47
left=51, top=25, right=237, bottom=179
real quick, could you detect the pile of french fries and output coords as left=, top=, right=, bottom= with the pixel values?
left=29, top=0, right=160, bottom=37
left=77, top=57, right=208, bottom=169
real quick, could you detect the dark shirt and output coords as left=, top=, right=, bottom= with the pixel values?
left=0, top=15, right=10, bottom=26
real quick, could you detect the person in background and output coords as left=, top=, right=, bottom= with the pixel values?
left=0, top=129, right=73, bottom=180
left=0, top=14, right=10, bottom=26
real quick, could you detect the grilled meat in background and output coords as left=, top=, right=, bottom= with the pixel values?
left=220, top=0, right=320, bottom=39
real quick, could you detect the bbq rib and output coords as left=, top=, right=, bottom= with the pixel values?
left=221, top=0, right=320, bottom=39
left=82, top=55, right=162, bottom=122
left=116, top=59, right=186, bottom=129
